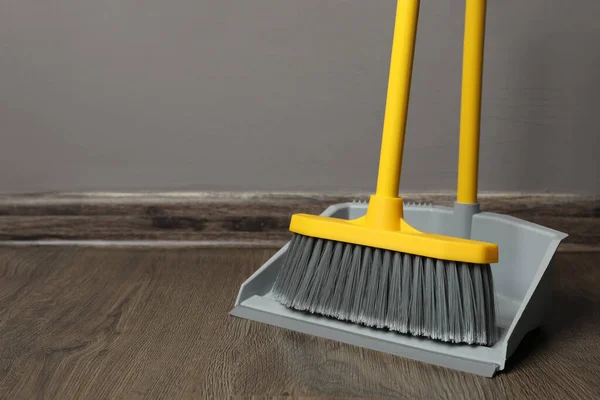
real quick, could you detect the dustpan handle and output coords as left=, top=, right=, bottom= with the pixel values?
left=457, top=0, right=487, bottom=204
left=375, top=0, right=420, bottom=198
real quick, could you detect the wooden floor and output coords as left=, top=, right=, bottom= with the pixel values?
left=1, top=246, right=599, bottom=399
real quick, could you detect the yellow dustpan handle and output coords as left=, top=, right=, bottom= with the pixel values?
left=457, top=0, right=487, bottom=204
left=375, top=0, right=420, bottom=198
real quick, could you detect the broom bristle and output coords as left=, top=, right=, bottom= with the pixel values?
left=271, top=234, right=498, bottom=346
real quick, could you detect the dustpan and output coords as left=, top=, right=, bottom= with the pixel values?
left=231, top=201, right=567, bottom=377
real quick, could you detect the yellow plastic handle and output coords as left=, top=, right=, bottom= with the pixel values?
left=375, top=0, right=420, bottom=198
left=457, top=0, right=487, bottom=204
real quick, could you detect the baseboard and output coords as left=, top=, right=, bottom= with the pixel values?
left=0, top=192, right=597, bottom=251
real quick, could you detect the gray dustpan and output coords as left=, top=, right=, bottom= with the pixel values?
left=231, top=202, right=567, bottom=377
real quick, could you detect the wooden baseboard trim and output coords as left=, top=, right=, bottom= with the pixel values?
left=0, top=192, right=597, bottom=251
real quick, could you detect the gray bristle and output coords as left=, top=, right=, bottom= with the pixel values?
left=327, top=244, right=353, bottom=315
left=447, top=262, right=463, bottom=342
left=338, top=246, right=362, bottom=320
left=270, top=233, right=498, bottom=346
left=290, top=238, right=324, bottom=310
left=472, top=264, right=486, bottom=344
left=312, top=241, right=345, bottom=315
left=374, top=251, right=391, bottom=328
left=423, top=258, right=436, bottom=338
left=271, top=235, right=303, bottom=302
left=385, top=253, right=403, bottom=330
left=360, top=248, right=382, bottom=326
left=434, top=259, right=450, bottom=342
left=282, top=236, right=315, bottom=305
left=303, top=240, right=334, bottom=311
left=398, top=253, right=412, bottom=333
left=350, top=247, right=372, bottom=322
left=460, top=263, right=475, bottom=344
left=483, top=265, right=498, bottom=344
left=409, top=256, right=424, bottom=337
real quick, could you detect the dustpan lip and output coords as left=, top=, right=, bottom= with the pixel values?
left=231, top=295, right=504, bottom=377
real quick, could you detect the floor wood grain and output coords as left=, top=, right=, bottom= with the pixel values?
left=0, top=246, right=598, bottom=398
left=0, top=192, right=597, bottom=251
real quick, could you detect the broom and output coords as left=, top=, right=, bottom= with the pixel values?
left=271, top=0, right=498, bottom=346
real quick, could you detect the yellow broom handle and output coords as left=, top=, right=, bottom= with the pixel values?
left=375, top=0, right=420, bottom=198
left=457, top=0, right=487, bottom=204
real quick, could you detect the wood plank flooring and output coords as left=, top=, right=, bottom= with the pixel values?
left=0, top=246, right=598, bottom=398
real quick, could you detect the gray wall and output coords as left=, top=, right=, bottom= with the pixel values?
left=0, top=1, right=598, bottom=194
